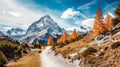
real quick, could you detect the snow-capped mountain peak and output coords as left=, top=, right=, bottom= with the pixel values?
left=26, top=15, right=62, bottom=34
left=21, top=15, right=64, bottom=44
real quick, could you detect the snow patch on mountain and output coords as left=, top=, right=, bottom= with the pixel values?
left=7, top=27, right=26, bottom=36
left=6, top=27, right=26, bottom=40
left=78, top=18, right=94, bottom=33
left=65, top=18, right=94, bottom=34
left=79, top=25, right=92, bottom=33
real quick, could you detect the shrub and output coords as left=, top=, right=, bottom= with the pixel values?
left=0, top=40, right=19, bottom=59
left=23, top=48, right=29, bottom=54
left=38, top=50, right=41, bottom=53
left=56, top=42, right=64, bottom=48
left=82, top=47, right=97, bottom=57
left=111, top=42, right=120, bottom=49
left=0, top=51, right=8, bottom=66
left=113, top=3, right=120, bottom=26
left=63, top=40, right=69, bottom=45
left=59, top=44, right=64, bottom=47
left=0, top=37, right=25, bottom=63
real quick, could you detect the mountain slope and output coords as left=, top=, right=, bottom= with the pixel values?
left=7, top=28, right=26, bottom=40
left=53, top=23, right=120, bottom=67
left=79, top=25, right=92, bottom=33
left=21, top=15, right=64, bottom=44
left=0, top=31, right=4, bottom=36
left=7, top=28, right=26, bottom=36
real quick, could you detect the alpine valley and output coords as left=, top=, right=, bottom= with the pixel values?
left=4, top=15, right=92, bottom=44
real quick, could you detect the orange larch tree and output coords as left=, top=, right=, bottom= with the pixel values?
left=91, top=7, right=104, bottom=35
left=104, top=13, right=113, bottom=30
left=57, top=31, right=72, bottom=43
left=57, top=31, right=67, bottom=43
left=36, top=40, right=39, bottom=45
left=47, top=36, right=54, bottom=46
left=62, top=31, right=67, bottom=42
left=67, top=34, right=71, bottom=41
left=34, top=40, right=40, bottom=48
left=57, top=35, right=63, bottom=43
left=76, top=31, right=79, bottom=37
left=57, top=38, right=60, bottom=43
left=71, top=28, right=78, bottom=39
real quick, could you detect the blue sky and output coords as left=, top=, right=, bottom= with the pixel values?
left=18, top=0, right=119, bottom=16
left=0, top=0, right=120, bottom=31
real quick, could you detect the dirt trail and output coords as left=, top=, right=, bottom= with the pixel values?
left=40, top=46, right=79, bottom=67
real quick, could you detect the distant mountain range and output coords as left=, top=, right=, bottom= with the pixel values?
left=7, top=28, right=26, bottom=36
left=79, top=25, right=92, bottom=33
left=0, top=15, right=93, bottom=44
left=6, top=28, right=26, bottom=40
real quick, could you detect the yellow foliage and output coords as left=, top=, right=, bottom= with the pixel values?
left=47, top=36, right=54, bottom=46
left=62, top=31, right=67, bottom=42
left=71, top=28, right=78, bottom=39
left=67, top=34, right=71, bottom=41
left=104, top=13, right=113, bottom=30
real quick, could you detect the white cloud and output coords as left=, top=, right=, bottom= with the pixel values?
left=61, top=8, right=80, bottom=19
left=75, top=21, right=81, bottom=25
left=3, top=9, right=21, bottom=17
left=104, top=12, right=114, bottom=18
left=78, top=0, right=96, bottom=10
left=3, top=26, right=12, bottom=30
left=0, top=0, right=43, bottom=30
left=66, top=26, right=80, bottom=31
left=81, top=18, right=94, bottom=28
left=61, top=11, right=94, bottom=31
left=61, top=8, right=87, bottom=19
left=0, top=0, right=69, bottom=31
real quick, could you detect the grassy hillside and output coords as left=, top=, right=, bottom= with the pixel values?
left=52, top=23, right=120, bottom=67
left=0, top=36, right=30, bottom=66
